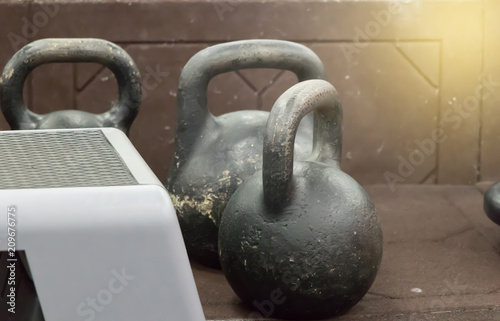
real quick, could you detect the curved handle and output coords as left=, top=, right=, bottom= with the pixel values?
left=1, top=38, right=142, bottom=130
left=263, top=79, right=343, bottom=209
left=175, top=40, right=325, bottom=159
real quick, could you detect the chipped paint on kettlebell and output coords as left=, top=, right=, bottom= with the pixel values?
left=167, top=40, right=325, bottom=268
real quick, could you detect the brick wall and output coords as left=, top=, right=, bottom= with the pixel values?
left=1, top=0, right=499, bottom=186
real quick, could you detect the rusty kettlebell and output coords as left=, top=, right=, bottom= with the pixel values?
left=218, top=80, right=383, bottom=319
left=1, top=38, right=142, bottom=135
left=484, top=183, right=500, bottom=225
left=167, top=40, right=325, bottom=268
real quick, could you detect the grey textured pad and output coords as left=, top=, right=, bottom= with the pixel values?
left=0, top=130, right=137, bottom=189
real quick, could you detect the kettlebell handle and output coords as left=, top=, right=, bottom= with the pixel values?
left=175, top=40, right=325, bottom=157
left=1, top=38, right=142, bottom=130
left=263, top=79, right=343, bottom=209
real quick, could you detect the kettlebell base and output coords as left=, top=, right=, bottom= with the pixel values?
left=240, top=291, right=361, bottom=320
left=172, top=194, right=223, bottom=269
left=187, top=250, right=222, bottom=269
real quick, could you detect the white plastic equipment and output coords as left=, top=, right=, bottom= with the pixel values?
left=0, top=128, right=206, bottom=321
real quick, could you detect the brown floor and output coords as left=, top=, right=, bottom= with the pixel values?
left=192, top=185, right=500, bottom=320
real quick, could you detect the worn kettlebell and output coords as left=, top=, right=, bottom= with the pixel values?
left=1, top=38, right=142, bottom=135
left=219, top=79, right=383, bottom=319
left=484, top=183, right=500, bottom=226
left=167, top=40, right=325, bottom=268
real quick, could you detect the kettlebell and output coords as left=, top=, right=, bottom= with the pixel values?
left=218, top=79, right=383, bottom=319
left=167, top=40, right=325, bottom=268
left=484, top=183, right=500, bottom=225
left=1, top=38, right=142, bottom=135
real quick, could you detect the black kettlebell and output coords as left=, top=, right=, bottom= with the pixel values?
left=484, top=183, right=500, bottom=225
left=1, top=38, right=142, bottom=135
left=218, top=79, right=383, bottom=319
left=167, top=40, right=325, bottom=268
